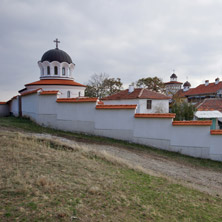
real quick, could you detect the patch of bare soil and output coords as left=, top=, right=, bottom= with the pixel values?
left=4, top=128, right=222, bottom=197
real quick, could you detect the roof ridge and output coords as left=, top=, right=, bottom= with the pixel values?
left=138, top=88, right=145, bottom=98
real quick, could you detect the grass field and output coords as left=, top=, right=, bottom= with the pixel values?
left=0, top=117, right=222, bottom=221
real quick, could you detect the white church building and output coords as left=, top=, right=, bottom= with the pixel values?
left=20, top=39, right=86, bottom=99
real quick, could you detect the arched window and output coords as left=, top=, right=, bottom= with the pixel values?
left=54, top=66, right=58, bottom=75
left=42, top=68, right=44, bottom=75
left=47, top=66, right=50, bottom=75
left=78, top=91, right=81, bottom=97
left=67, top=91, right=71, bottom=98
left=62, top=67, right=65, bottom=75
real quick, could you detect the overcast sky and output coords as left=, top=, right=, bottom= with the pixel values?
left=1, top=0, right=222, bottom=100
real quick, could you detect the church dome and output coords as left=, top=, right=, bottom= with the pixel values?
left=41, top=48, right=73, bottom=64
left=183, top=81, right=191, bottom=87
left=170, top=73, right=177, bottom=79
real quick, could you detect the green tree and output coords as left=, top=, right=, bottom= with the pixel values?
left=85, top=73, right=123, bottom=98
left=136, top=76, right=165, bottom=93
left=171, top=102, right=196, bottom=120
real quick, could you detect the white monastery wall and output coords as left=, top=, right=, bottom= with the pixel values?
left=0, top=104, right=9, bottom=117
left=9, top=92, right=222, bottom=162
left=56, top=102, right=96, bottom=134
left=133, top=118, right=172, bottom=149
left=10, top=97, right=19, bottom=117
left=94, top=109, right=135, bottom=140
left=21, top=94, right=39, bottom=121
left=103, top=99, right=169, bottom=113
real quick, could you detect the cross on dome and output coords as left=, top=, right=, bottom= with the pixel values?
left=54, top=38, right=60, bottom=49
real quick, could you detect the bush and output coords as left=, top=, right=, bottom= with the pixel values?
left=171, top=102, right=196, bottom=121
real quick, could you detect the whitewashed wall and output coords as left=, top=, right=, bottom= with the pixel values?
left=26, top=85, right=85, bottom=98
left=17, top=93, right=222, bottom=162
left=103, top=99, right=169, bottom=113
left=0, top=104, right=9, bottom=117
left=10, top=97, right=19, bottom=117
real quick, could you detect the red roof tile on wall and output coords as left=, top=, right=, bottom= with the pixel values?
left=102, top=88, right=170, bottom=100
left=211, top=130, right=222, bottom=135
left=21, top=88, right=41, bottom=96
left=25, top=79, right=86, bottom=87
left=40, top=91, right=59, bottom=95
left=135, top=113, right=176, bottom=118
left=57, top=98, right=98, bottom=103
left=172, top=121, right=212, bottom=126
left=96, top=105, right=137, bottom=109
left=185, top=82, right=222, bottom=96
left=0, top=102, right=7, bottom=105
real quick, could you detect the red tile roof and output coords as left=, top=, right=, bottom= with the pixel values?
left=102, top=88, right=170, bottom=100
left=185, top=81, right=222, bottom=96
left=25, top=79, right=86, bottom=87
left=164, top=81, right=183, bottom=85
left=96, top=105, right=137, bottom=109
left=0, top=102, right=7, bottom=105
left=172, top=120, right=212, bottom=126
left=174, top=88, right=194, bottom=98
left=21, top=88, right=41, bottom=96
left=196, top=98, right=222, bottom=112
left=211, top=130, right=222, bottom=135
left=135, top=113, right=176, bottom=118
left=57, top=98, right=97, bottom=103
left=40, top=90, right=59, bottom=95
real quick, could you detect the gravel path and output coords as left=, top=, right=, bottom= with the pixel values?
left=15, top=131, right=222, bottom=197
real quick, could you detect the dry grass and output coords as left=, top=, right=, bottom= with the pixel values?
left=1, top=131, right=222, bottom=221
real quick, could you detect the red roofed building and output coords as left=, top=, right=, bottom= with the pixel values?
left=196, top=98, right=222, bottom=112
left=184, top=78, right=222, bottom=104
left=102, top=86, right=170, bottom=113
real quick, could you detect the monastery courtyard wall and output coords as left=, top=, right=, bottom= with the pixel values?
left=6, top=92, right=222, bottom=162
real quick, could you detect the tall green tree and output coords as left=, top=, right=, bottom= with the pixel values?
left=85, top=73, right=123, bottom=98
left=136, top=76, right=165, bottom=93
left=171, top=102, right=196, bottom=120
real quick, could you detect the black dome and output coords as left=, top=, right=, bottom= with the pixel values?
left=41, top=48, right=73, bottom=64
left=170, top=73, right=177, bottom=79
left=183, top=81, right=191, bottom=87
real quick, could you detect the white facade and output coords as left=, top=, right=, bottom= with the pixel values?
left=102, top=99, right=169, bottom=113
left=0, top=104, right=9, bottom=117
left=10, top=96, right=19, bottom=116
left=25, top=85, right=85, bottom=98
left=38, top=61, right=75, bottom=79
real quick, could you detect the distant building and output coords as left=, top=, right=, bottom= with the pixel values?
left=102, top=85, right=170, bottom=113
left=164, top=73, right=183, bottom=97
left=185, top=78, right=222, bottom=104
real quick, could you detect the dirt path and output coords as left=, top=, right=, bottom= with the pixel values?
left=4, top=128, right=222, bottom=197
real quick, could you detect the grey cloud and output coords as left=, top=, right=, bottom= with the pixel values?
left=1, top=0, right=222, bottom=100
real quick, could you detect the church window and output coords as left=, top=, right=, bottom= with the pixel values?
left=67, top=91, right=71, bottom=98
left=54, top=66, right=58, bottom=75
left=147, top=100, right=152, bottom=109
left=47, top=66, right=50, bottom=75
left=78, top=91, right=81, bottom=97
left=62, top=67, right=65, bottom=75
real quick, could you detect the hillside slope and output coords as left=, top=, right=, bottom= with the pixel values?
left=1, top=128, right=222, bottom=221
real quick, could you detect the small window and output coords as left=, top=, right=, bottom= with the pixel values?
left=62, top=67, right=65, bottom=75
left=147, top=100, right=152, bottom=109
left=47, top=66, right=50, bottom=75
left=54, top=66, right=58, bottom=75
left=67, top=91, right=71, bottom=98
left=78, top=91, right=81, bottom=97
